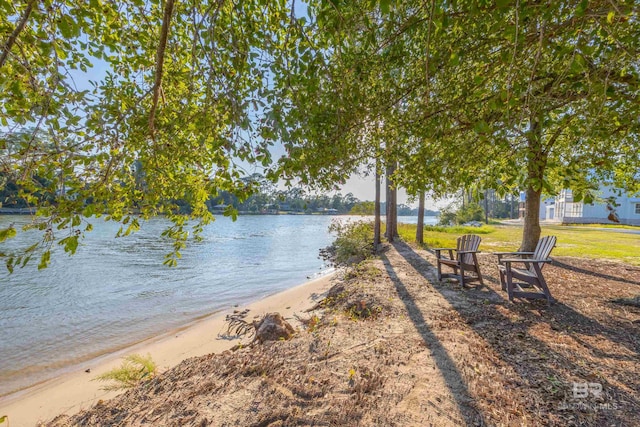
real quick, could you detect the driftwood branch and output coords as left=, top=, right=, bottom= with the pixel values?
left=149, top=0, right=176, bottom=137
left=0, top=0, right=37, bottom=70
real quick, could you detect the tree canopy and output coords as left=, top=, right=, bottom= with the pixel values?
left=1, top=0, right=297, bottom=268
left=1, top=0, right=638, bottom=269
left=269, top=0, right=639, bottom=249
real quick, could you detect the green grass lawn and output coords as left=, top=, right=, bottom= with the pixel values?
left=397, top=222, right=640, bottom=266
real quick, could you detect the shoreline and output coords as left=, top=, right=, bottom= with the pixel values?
left=0, top=308, right=226, bottom=399
left=0, top=272, right=337, bottom=426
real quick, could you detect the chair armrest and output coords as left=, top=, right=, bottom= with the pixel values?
left=496, top=251, right=534, bottom=263
left=457, top=250, right=480, bottom=254
left=433, top=247, right=456, bottom=251
left=500, top=258, right=552, bottom=264
left=495, top=251, right=534, bottom=256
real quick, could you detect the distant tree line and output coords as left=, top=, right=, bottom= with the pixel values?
left=208, top=184, right=358, bottom=215
left=204, top=174, right=442, bottom=216
left=201, top=173, right=356, bottom=214
left=1, top=165, right=441, bottom=217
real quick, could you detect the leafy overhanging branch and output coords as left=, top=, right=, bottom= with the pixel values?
left=149, top=0, right=176, bottom=138
left=0, top=0, right=36, bottom=70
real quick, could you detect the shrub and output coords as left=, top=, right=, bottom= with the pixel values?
left=94, top=353, right=157, bottom=391
left=437, top=205, right=457, bottom=226
left=456, top=202, right=484, bottom=224
left=438, top=202, right=484, bottom=225
left=322, top=220, right=375, bottom=266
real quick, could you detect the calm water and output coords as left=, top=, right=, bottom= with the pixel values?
left=0, top=214, right=435, bottom=396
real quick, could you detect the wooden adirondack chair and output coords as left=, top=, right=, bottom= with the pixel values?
left=434, top=234, right=484, bottom=287
left=497, top=235, right=557, bottom=304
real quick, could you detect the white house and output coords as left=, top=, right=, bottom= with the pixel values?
left=519, top=195, right=556, bottom=221
left=541, top=187, right=640, bottom=226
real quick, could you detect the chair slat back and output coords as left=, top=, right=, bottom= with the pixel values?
left=530, top=235, right=556, bottom=272
left=457, top=234, right=481, bottom=264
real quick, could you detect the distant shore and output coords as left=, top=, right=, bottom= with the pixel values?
left=0, top=273, right=336, bottom=426
left=1, top=208, right=439, bottom=217
left=0, top=208, right=342, bottom=216
left=0, top=208, right=34, bottom=215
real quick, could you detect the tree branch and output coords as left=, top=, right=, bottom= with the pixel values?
left=0, top=0, right=36, bottom=70
left=149, top=0, right=176, bottom=138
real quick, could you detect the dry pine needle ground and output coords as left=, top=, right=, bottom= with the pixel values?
left=48, top=242, right=640, bottom=427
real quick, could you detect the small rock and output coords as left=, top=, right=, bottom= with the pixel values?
left=253, top=313, right=295, bottom=343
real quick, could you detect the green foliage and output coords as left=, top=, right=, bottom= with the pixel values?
left=437, top=205, right=457, bottom=226
left=2, top=0, right=638, bottom=266
left=456, top=203, right=484, bottom=224
left=437, top=202, right=484, bottom=225
left=94, top=354, right=157, bottom=391
left=1, top=0, right=301, bottom=268
left=326, top=221, right=375, bottom=266
left=0, top=226, right=16, bottom=242
left=349, top=201, right=375, bottom=215
left=271, top=0, right=639, bottom=251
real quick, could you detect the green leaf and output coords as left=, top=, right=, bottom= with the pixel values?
left=38, top=251, right=51, bottom=270
left=83, top=204, right=95, bottom=217
left=59, top=16, right=74, bottom=38
left=59, top=236, right=79, bottom=255
left=0, top=227, right=16, bottom=242
left=576, top=0, right=588, bottom=17
left=473, top=121, right=490, bottom=134
left=379, top=0, right=391, bottom=14
left=449, top=51, right=460, bottom=65
left=21, top=255, right=31, bottom=267
left=54, top=43, right=68, bottom=60
left=606, top=11, right=615, bottom=24
left=123, top=219, right=140, bottom=237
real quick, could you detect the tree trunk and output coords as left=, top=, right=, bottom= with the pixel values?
left=385, top=162, right=397, bottom=242
left=521, top=186, right=542, bottom=251
left=484, top=190, right=489, bottom=224
left=374, top=166, right=381, bottom=250
left=510, top=194, right=515, bottom=219
left=416, top=192, right=425, bottom=244
left=520, top=113, right=547, bottom=252
left=385, top=169, right=391, bottom=241
left=390, top=183, right=398, bottom=238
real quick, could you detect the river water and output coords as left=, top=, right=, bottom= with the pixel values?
left=0, top=214, right=436, bottom=396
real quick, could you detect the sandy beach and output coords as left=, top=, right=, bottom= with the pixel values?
left=0, top=273, right=336, bottom=426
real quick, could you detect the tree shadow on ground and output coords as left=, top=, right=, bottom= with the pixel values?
left=379, top=252, right=486, bottom=426
left=552, top=259, right=640, bottom=286
left=390, top=240, right=640, bottom=426
left=459, top=260, right=640, bottom=357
